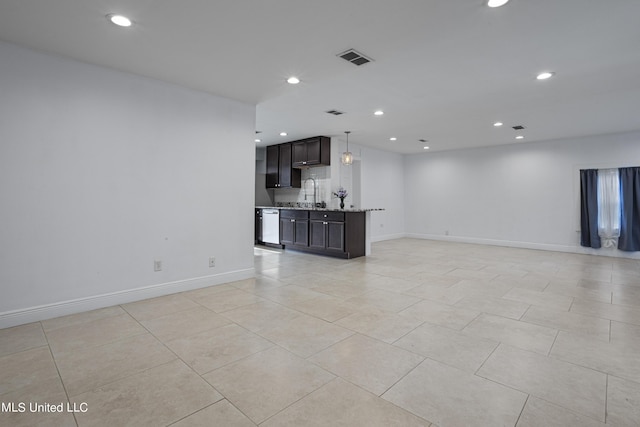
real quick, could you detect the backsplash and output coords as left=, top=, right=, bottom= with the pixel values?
left=273, top=167, right=339, bottom=208
left=275, top=201, right=326, bottom=208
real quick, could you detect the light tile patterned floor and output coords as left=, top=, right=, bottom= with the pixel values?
left=1, top=238, right=640, bottom=426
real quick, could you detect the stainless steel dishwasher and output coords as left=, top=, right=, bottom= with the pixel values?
left=261, top=209, right=280, bottom=244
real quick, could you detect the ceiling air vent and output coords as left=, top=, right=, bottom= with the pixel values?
left=326, top=109, right=345, bottom=116
left=512, top=125, right=526, bottom=130
left=337, top=49, right=373, bottom=66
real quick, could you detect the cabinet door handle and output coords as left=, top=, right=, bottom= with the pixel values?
left=323, top=221, right=328, bottom=225
left=291, top=219, right=295, bottom=222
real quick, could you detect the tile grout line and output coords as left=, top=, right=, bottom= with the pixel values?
left=517, top=304, right=533, bottom=321
left=604, top=374, right=609, bottom=424
left=390, top=320, right=427, bottom=346
left=547, top=329, right=561, bottom=357
left=475, top=358, right=606, bottom=424
left=377, top=354, right=428, bottom=398
left=513, top=394, right=530, bottom=427
left=39, top=320, right=80, bottom=427
left=473, top=341, right=501, bottom=376
left=103, top=306, right=240, bottom=423
left=165, top=401, right=220, bottom=426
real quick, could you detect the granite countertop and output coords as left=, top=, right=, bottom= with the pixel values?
left=257, top=206, right=385, bottom=212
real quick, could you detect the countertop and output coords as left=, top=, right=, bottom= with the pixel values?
left=257, top=206, right=385, bottom=212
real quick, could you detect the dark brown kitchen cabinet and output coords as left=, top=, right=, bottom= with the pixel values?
left=280, top=210, right=365, bottom=259
left=266, top=143, right=301, bottom=189
left=292, top=136, right=331, bottom=168
left=255, top=209, right=262, bottom=244
left=310, top=212, right=345, bottom=253
left=280, top=210, right=308, bottom=247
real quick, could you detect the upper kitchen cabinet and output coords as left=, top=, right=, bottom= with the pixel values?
left=266, top=143, right=301, bottom=189
left=292, top=136, right=331, bottom=168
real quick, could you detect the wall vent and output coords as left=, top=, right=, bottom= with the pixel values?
left=512, top=125, right=526, bottom=130
left=337, top=49, right=373, bottom=66
left=326, top=109, right=345, bottom=116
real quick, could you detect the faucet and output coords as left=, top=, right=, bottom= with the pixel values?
left=304, top=177, right=317, bottom=207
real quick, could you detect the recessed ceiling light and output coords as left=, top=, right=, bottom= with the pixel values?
left=515, top=135, right=524, bottom=140
left=536, top=71, right=555, bottom=80
left=280, top=132, right=287, bottom=136
left=487, top=0, right=510, bottom=7
left=286, top=76, right=300, bottom=85
left=374, top=110, right=384, bottom=116
left=107, top=14, right=132, bottom=27
left=424, top=146, right=430, bottom=150
left=390, top=137, right=397, bottom=141
left=255, top=139, right=261, bottom=143
left=493, top=122, right=503, bottom=127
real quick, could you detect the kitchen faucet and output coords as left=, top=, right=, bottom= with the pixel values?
left=304, top=177, right=316, bottom=207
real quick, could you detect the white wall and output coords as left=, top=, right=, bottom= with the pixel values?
left=0, top=42, right=256, bottom=327
left=404, top=131, right=640, bottom=257
left=359, top=144, right=406, bottom=242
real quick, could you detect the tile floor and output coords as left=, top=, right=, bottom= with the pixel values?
left=1, top=238, right=640, bottom=426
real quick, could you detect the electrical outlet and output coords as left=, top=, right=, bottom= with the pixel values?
left=209, top=256, right=215, bottom=268
left=154, top=259, right=162, bottom=272
left=445, top=230, right=450, bottom=236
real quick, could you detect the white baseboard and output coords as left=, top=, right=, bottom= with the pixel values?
left=404, top=233, right=640, bottom=259
left=572, top=245, right=640, bottom=259
left=371, top=233, right=407, bottom=243
left=405, top=233, right=577, bottom=253
left=0, top=268, right=255, bottom=329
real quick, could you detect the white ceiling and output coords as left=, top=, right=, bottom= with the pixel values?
left=1, top=0, right=639, bottom=153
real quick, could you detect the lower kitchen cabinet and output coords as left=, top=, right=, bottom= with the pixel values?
left=280, top=210, right=309, bottom=247
left=310, top=212, right=345, bottom=254
left=280, top=209, right=365, bottom=259
left=326, top=222, right=346, bottom=252
left=255, top=209, right=262, bottom=244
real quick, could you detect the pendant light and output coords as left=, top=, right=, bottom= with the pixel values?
left=341, top=131, right=353, bottom=165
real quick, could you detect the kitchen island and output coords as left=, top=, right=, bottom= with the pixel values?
left=256, top=206, right=384, bottom=259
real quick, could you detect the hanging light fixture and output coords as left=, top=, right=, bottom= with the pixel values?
left=342, top=131, right=353, bottom=165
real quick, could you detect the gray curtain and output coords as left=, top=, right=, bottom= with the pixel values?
left=618, top=167, right=640, bottom=252
left=580, top=169, right=601, bottom=248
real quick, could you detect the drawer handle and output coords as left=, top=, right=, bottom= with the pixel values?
left=323, top=214, right=327, bottom=218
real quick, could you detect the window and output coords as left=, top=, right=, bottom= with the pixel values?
left=581, top=166, right=640, bottom=252
left=596, top=168, right=620, bottom=247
